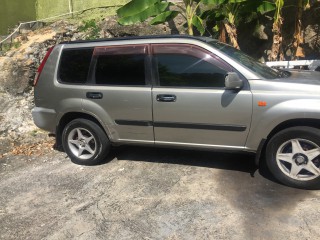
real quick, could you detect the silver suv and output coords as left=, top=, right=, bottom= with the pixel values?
left=32, top=35, right=320, bottom=189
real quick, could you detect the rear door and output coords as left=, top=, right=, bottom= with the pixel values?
left=151, top=44, right=252, bottom=149
left=83, top=44, right=154, bottom=143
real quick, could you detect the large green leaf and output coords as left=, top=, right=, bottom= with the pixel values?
left=118, top=2, right=170, bottom=25
left=201, top=8, right=226, bottom=20
left=239, top=0, right=275, bottom=15
left=202, top=0, right=226, bottom=5
left=150, top=11, right=179, bottom=25
left=228, top=0, right=247, bottom=3
left=117, top=0, right=159, bottom=18
left=257, top=1, right=276, bottom=14
left=192, top=15, right=205, bottom=35
left=200, top=9, right=214, bottom=19
left=212, top=24, right=220, bottom=32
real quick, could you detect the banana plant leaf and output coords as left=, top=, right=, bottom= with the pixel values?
left=117, top=0, right=159, bottom=18
left=118, top=2, right=171, bottom=25
left=201, top=0, right=226, bottom=5
left=150, top=11, right=179, bottom=25
left=192, top=15, right=205, bottom=35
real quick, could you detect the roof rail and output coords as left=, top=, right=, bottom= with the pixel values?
left=60, top=35, right=210, bottom=44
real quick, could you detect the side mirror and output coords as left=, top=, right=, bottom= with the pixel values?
left=225, top=72, right=244, bottom=90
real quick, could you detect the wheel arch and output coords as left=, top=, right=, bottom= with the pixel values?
left=255, top=118, right=320, bottom=165
left=55, top=112, right=111, bottom=150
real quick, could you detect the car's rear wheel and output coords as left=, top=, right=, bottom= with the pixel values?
left=62, top=119, right=110, bottom=165
left=266, top=126, right=320, bottom=189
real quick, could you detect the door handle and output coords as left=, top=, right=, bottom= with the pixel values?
left=156, top=94, right=177, bottom=102
left=86, top=92, right=103, bottom=99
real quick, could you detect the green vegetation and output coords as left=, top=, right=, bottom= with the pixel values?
left=0, top=41, right=21, bottom=53
left=12, top=41, right=22, bottom=49
left=117, top=0, right=209, bottom=35
left=1, top=0, right=319, bottom=61
left=117, top=0, right=320, bottom=61
left=78, top=19, right=101, bottom=40
left=0, top=43, right=12, bottom=52
left=116, top=0, right=275, bottom=42
left=29, top=130, right=38, bottom=137
left=202, top=0, right=275, bottom=49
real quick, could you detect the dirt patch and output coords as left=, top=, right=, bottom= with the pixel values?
left=17, top=31, right=55, bottom=54
left=0, top=138, right=55, bottom=158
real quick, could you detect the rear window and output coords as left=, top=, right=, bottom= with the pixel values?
left=58, top=48, right=93, bottom=84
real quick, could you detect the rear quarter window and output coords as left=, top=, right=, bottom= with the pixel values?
left=95, top=54, right=146, bottom=86
left=58, top=48, right=94, bottom=84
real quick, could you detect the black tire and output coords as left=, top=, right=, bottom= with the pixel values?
left=62, top=119, right=110, bottom=165
left=266, top=126, right=320, bottom=189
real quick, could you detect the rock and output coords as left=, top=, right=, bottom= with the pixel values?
left=71, top=32, right=85, bottom=41
left=285, top=48, right=292, bottom=58
left=5, top=51, right=15, bottom=57
left=25, top=47, right=34, bottom=54
left=20, top=34, right=29, bottom=41
left=20, top=29, right=32, bottom=34
left=0, top=90, right=37, bottom=140
left=0, top=57, right=32, bottom=94
left=253, top=24, right=268, bottom=40
left=100, top=16, right=173, bottom=37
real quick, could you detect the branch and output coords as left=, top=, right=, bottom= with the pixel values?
left=80, top=5, right=124, bottom=14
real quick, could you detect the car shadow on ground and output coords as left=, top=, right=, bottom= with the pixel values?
left=108, top=146, right=320, bottom=192
left=108, top=145, right=278, bottom=184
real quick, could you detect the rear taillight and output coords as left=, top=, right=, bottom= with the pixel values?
left=34, top=46, right=54, bottom=86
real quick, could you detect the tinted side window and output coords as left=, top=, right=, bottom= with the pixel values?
left=156, top=54, right=227, bottom=88
left=59, top=48, right=93, bottom=84
left=95, top=54, right=145, bottom=85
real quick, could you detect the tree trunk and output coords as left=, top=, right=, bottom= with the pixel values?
left=187, top=19, right=194, bottom=36
left=316, top=25, right=320, bottom=49
left=185, top=1, right=194, bottom=36
left=219, top=21, right=227, bottom=43
left=269, top=19, right=284, bottom=61
left=224, top=21, right=240, bottom=49
left=292, top=0, right=304, bottom=59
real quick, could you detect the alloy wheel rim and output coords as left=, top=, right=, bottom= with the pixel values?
left=276, top=138, right=320, bottom=181
left=67, top=128, right=97, bottom=160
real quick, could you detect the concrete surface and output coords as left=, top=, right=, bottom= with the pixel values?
left=0, top=146, right=320, bottom=240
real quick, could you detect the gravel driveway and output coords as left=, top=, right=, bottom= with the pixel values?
left=1, top=144, right=319, bottom=240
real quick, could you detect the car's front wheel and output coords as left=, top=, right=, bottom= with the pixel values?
left=266, top=126, right=320, bottom=189
left=62, top=119, right=110, bottom=165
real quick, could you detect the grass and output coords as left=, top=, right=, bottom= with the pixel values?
left=29, top=130, right=38, bottom=137
left=0, top=41, right=21, bottom=53
left=78, top=19, right=101, bottom=40
left=64, top=6, right=121, bottom=25
left=12, top=41, right=21, bottom=49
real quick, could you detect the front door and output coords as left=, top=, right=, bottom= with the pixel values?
left=151, top=44, right=252, bottom=149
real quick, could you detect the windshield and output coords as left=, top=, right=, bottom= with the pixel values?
left=208, top=41, right=284, bottom=79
